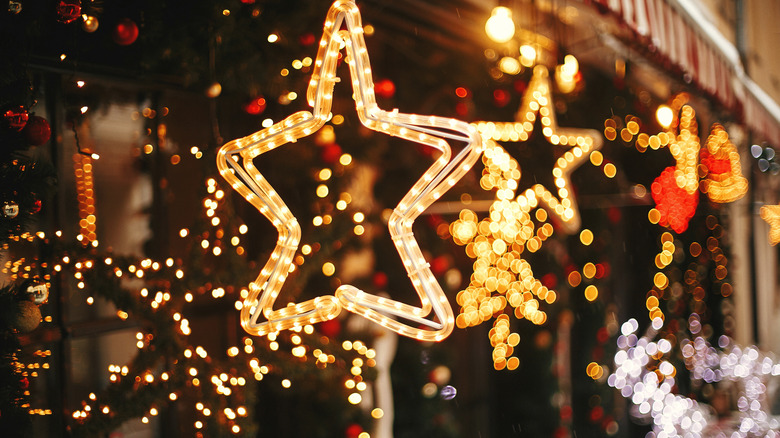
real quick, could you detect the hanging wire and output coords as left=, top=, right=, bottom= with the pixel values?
left=71, top=122, right=99, bottom=159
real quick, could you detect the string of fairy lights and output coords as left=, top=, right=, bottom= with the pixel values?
left=7, top=0, right=780, bottom=435
left=2, top=129, right=383, bottom=436
left=600, top=95, right=776, bottom=435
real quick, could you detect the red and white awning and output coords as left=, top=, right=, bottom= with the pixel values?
left=585, top=0, right=780, bottom=145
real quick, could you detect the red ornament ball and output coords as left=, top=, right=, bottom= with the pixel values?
left=23, top=116, right=51, bottom=146
left=431, top=256, right=449, bottom=276
left=372, top=272, right=388, bottom=289
left=318, top=318, right=341, bottom=338
left=19, top=377, right=29, bottom=390
left=243, top=97, right=267, bottom=115
left=4, top=106, right=28, bottom=131
left=320, top=143, right=342, bottom=164
left=299, top=33, right=316, bottom=46
left=113, top=18, right=139, bottom=46
left=493, top=89, right=511, bottom=107
left=345, top=424, right=363, bottom=438
left=31, top=199, right=42, bottom=214
left=56, top=0, right=81, bottom=24
left=374, top=79, right=396, bottom=99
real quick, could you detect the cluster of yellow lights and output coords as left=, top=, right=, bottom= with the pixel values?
left=760, top=205, right=780, bottom=245
left=6, top=172, right=377, bottom=431
left=700, top=124, right=748, bottom=202
left=63, top=254, right=373, bottom=434
left=73, top=153, right=97, bottom=242
left=1, top=232, right=52, bottom=282
left=216, top=0, right=482, bottom=342
left=2, top=234, right=58, bottom=415
left=643, top=217, right=731, bottom=325
left=449, top=66, right=602, bottom=369
left=607, top=94, right=747, bottom=206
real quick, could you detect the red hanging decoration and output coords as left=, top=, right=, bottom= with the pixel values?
left=318, top=318, right=341, bottom=338
left=3, top=106, right=28, bottom=131
left=345, top=424, right=363, bottom=438
left=651, top=166, right=698, bottom=233
left=56, top=0, right=82, bottom=24
left=243, top=97, right=266, bottom=115
left=374, top=78, right=395, bottom=99
left=23, top=115, right=51, bottom=146
left=299, top=33, right=316, bottom=46
left=493, top=89, right=511, bottom=107
left=30, top=198, right=42, bottom=214
left=112, top=18, right=139, bottom=46
left=319, top=143, right=342, bottom=164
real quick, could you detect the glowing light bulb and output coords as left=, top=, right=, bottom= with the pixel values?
left=485, top=7, right=515, bottom=43
left=656, top=105, right=674, bottom=129
left=519, top=45, right=537, bottom=67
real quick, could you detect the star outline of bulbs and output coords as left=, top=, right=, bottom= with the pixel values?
left=216, top=0, right=483, bottom=341
left=474, top=66, right=603, bottom=234
left=450, top=65, right=602, bottom=369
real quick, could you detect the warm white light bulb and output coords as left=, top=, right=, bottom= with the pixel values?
left=562, top=55, right=578, bottom=76
left=519, top=45, right=537, bottom=67
left=656, top=105, right=674, bottom=128
left=485, top=7, right=515, bottom=43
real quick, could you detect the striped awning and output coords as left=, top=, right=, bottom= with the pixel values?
left=585, top=0, right=780, bottom=145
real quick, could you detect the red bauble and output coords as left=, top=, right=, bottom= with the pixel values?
left=540, top=272, right=558, bottom=289
left=345, top=424, right=363, bottom=438
left=113, top=18, right=139, bottom=46
left=651, top=166, right=698, bottom=233
left=318, top=318, right=341, bottom=338
left=56, top=0, right=81, bottom=24
left=430, top=256, right=449, bottom=276
left=31, top=199, right=42, bottom=214
left=4, top=106, right=28, bottom=131
left=320, top=143, right=342, bottom=164
left=299, top=33, right=316, bottom=46
left=493, top=89, right=511, bottom=107
left=23, top=116, right=51, bottom=146
left=243, top=97, right=267, bottom=115
left=374, top=79, right=396, bottom=99
left=19, top=377, right=29, bottom=390
left=372, top=272, right=388, bottom=289
left=455, top=102, right=469, bottom=117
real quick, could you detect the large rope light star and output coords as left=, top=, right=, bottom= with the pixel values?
left=450, top=66, right=602, bottom=369
left=217, top=0, right=482, bottom=341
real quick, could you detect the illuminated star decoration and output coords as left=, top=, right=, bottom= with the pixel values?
left=217, top=0, right=482, bottom=341
left=450, top=65, right=602, bottom=370
left=760, top=205, right=780, bottom=245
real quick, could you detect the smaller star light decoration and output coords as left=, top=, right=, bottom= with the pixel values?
left=760, top=205, right=780, bottom=245
left=606, top=94, right=748, bottom=234
left=610, top=315, right=780, bottom=437
left=449, top=66, right=602, bottom=370
left=217, top=0, right=482, bottom=341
